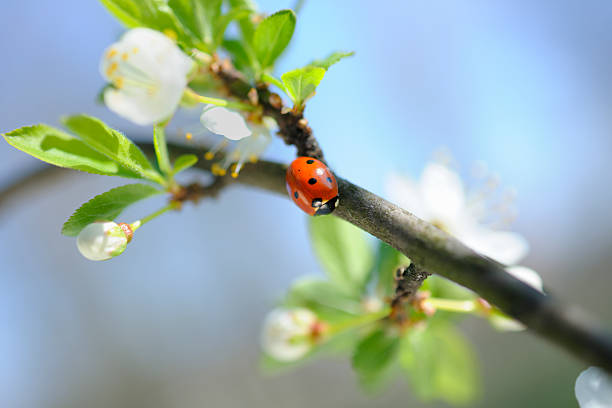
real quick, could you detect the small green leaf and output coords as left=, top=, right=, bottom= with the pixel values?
left=172, top=154, right=198, bottom=174
left=153, top=126, right=172, bottom=176
left=167, top=0, right=222, bottom=50
left=400, top=322, right=480, bottom=405
left=352, top=328, right=400, bottom=391
left=309, top=216, right=374, bottom=296
left=281, top=67, right=325, bottom=109
left=2, top=125, right=141, bottom=178
left=310, top=51, right=355, bottom=70
left=285, top=277, right=363, bottom=323
left=99, top=0, right=193, bottom=46
left=223, top=38, right=255, bottom=72
left=228, top=0, right=257, bottom=43
left=63, top=115, right=164, bottom=185
left=62, top=184, right=163, bottom=236
left=213, top=7, right=251, bottom=49
left=253, top=9, right=296, bottom=69
left=261, top=73, right=287, bottom=93
left=374, top=241, right=410, bottom=298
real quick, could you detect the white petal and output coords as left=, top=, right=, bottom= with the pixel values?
left=459, top=226, right=529, bottom=265
left=260, top=308, right=316, bottom=362
left=200, top=106, right=252, bottom=140
left=506, top=265, right=543, bottom=292
left=385, top=172, right=427, bottom=218
left=576, top=367, right=612, bottom=408
left=419, top=162, right=466, bottom=225
left=77, top=221, right=127, bottom=261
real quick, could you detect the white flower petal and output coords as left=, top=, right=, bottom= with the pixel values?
left=459, top=226, right=529, bottom=265
left=261, top=308, right=316, bottom=362
left=385, top=172, right=427, bottom=219
left=77, top=221, right=128, bottom=261
left=100, top=27, right=194, bottom=126
left=200, top=106, right=252, bottom=140
left=419, top=162, right=466, bottom=225
left=576, top=367, right=612, bottom=408
left=506, top=265, right=543, bottom=292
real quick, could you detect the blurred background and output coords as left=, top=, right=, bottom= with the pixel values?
left=2, top=1, right=612, bottom=407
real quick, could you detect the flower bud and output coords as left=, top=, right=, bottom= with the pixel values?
left=76, top=221, right=129, bottom=261
left=261, top=308, right=319, bottom=362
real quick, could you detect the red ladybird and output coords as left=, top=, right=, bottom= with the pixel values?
left=286, top=157, right=339, bottom=216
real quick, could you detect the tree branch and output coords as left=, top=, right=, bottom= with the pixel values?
left=144, top=142, right=612, bottom=372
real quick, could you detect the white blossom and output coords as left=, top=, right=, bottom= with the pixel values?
left=261, top=308, right=318, bottom=362
left=200, top=105, right=252, bottom=141
left=100, top=28, right=194, bottom=125
left=575, top=367, right=612, bottom=408
left=386, top=161, right=528, bottom=265
left=489, top=265, right=544, bottom=331
left=77, top=221, right=129, bottom=261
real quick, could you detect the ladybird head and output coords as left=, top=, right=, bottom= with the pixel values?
left=313, top=196, right=339, bottom=216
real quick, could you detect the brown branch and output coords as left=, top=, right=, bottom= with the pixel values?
left=210, top=58, right=325, bottom=160
left=391, top=264, right=431, bottom=310
left=4, top=147, right=612, bottom=372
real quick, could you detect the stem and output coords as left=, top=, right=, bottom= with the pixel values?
left=261, top=73, right=287, bottom=93
left=327, top=307, right=391, bottom=336
left=183, top=88, right=255, bottom=111
left=131, top=202, right=178, bottom=231
left=427, top=298, right=477, bottom=314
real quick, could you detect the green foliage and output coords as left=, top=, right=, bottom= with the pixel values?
left=167, top=0, right=250, bottom=51
left=2, top=125, right=144, bottom=179
left=62, top=184, right=162, bottom=236
left=310, top=51, right=355, bottom=70
left=253, top=9, right=296, bottom=70
left=352, top=328, right=400, bottom=390
left=400, top=322, right=480, bottom=405
left=285, top=277, right=363, bottom=323
left=153, top=126, right=172, bottom=176
left=309, top=216, right=374, bottom=296
left=228, top=0, right=257, bottom=43
left=281, top=67, right=326, bottom=110
left=172, top=154, right=198, bottom=174
left=99, top=0, right=191, bottom=44
left=62, top=115, right=164, bottom=185
left=373, top=241, right=410, bottom=298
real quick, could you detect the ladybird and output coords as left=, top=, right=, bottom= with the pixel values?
left=286, top=157, right=339, bottom=216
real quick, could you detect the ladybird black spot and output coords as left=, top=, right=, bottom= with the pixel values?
left=294, top=191, right=299, bottom=199
left=308, top=178, right=317, bottom=185
left=327, top=177, right=332, bottom=183
left=306, top=159, right=314, bottom=164
left=312, top=198, right=323, bottom=208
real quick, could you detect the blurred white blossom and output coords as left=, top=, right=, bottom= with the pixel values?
left=77, top=221, right=129, bottom=261
left=386, top=160, right=528, bottom=265
left=100, top=28, right=194, bottom=125
left=261, top=308, right=318, bottom=362
left=489, top=265, right=544, bottom=331
left=200, top=105, right=252, bottom=140
left=575, top=367, right=612, bottom=408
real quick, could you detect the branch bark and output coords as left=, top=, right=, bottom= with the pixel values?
left=152, top=142, right=612, bottom=372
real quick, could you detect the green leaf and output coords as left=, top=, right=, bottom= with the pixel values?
left=62, top=115, right=164, bottom=185
left=309, top=216, right=374, bottom=295
left=2, top=125, right=141, bottom=179
left=167, top=0, right=222, bottom=50
left=253, top=9, right=296, bottom=69
left=310, top=51, right=355, bottom=70
left=421, top=275, right=476, bottom=301
left=99, top=0, right=192, bottom=45
left=400, top=322, right=480, bottom=405
left=228, top=0, right=257, bottom=43
left=285, top=277, right=363, bottom=323
left=223, top=38, right=254, bottom=72
left=153, top=126, right=172, bottom=176
left=172, top=154, right=198, bottom=174
left=213, top=6, right=251, bottom=49
left=281, top=67, right=325, bottom=109
left=62, top=184, right=162, bottom=236
left=352, top=328, right=400, bottom=391
left=374, top=241, right=410, bottom=298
